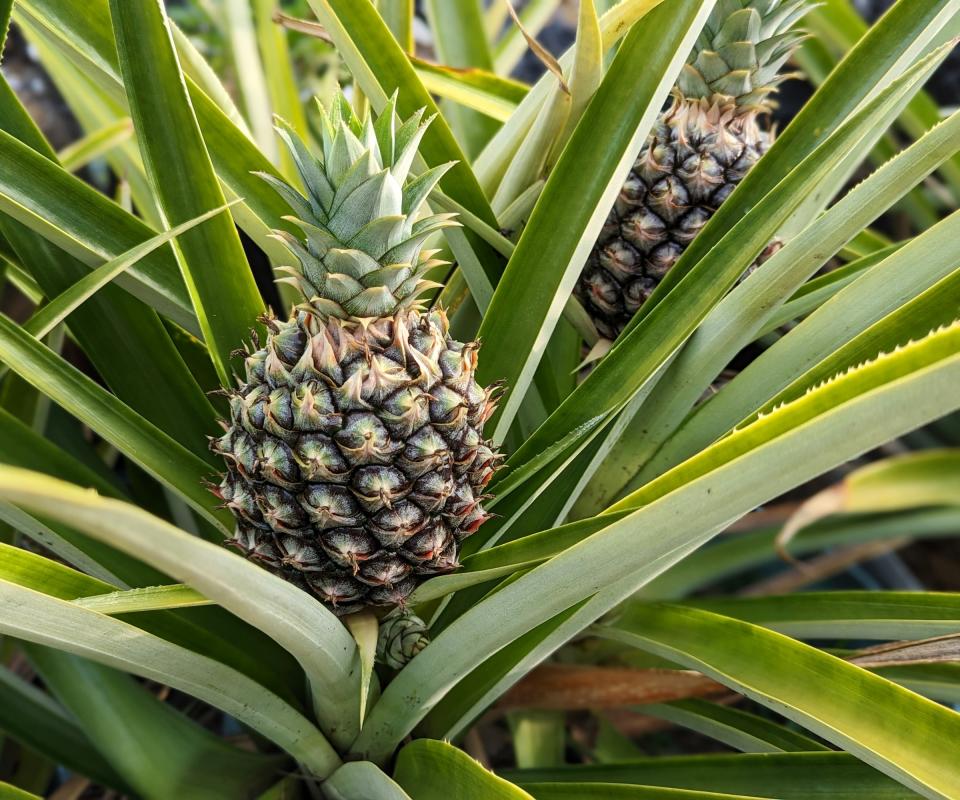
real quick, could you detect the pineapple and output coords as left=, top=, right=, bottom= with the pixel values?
left=575, top=0, right=808, bottom=339
left=376, top=607, right=431, bottom=668
left=211, top=95, right=501, bottom=615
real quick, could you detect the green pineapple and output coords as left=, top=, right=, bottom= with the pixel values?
left=575, top=0, right=809, bottom=339
left=211, top=95, right=501, bottom=615
left=376, top=607, right=431, bottom=668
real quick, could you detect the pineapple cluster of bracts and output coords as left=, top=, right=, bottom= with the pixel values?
left=210, top=308, right=502, bottom=615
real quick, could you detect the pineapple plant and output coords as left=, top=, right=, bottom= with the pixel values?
left=212, top=95, right=500, bottom=613
left=0, top=0, right=959, bottom=798
left=575, top=0, right=808, bottom=339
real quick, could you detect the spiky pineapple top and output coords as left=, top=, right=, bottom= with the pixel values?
left=575, top=0, right=808, bottom=339
left=259, top=93, right=457, bottom=320
left=212, top=96, right=501, bottom=614
left=678, top=0, right=809, bottom=114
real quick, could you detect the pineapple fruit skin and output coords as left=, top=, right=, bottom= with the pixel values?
left=209, top=95, right=502, bottom=614
left=575, top=0, right=808, bottom=339
left=214, top=308, right=499, bottom=615
left=576, top=102, right=768, bottom=339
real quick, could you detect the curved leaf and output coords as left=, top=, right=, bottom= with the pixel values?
left=0, top=466, right=360, bottom=750
left=394, top=740, right=533, bottom=800
left=0, top=578, right=340, bottom=778
left=599, top=603, right=960, bottom=799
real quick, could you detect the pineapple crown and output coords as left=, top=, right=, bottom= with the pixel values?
left=257, top=92, right=458, bottom=319
left=677, top=0, right=810, bottom=112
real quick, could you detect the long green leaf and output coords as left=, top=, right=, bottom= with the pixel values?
left=223, top=0, right=276, bottom=161
left=0, top=79, right=218, bottom=453
left=803, top=0, right=960, bottom=205
left=0, top=315, right=227, bottom=528
left=0, top=665, right=127, bottom=791
left=21, top=202, right=239, bottom=343
left=506, top=752, right=918, bottom=799
left=376, top=0, right=414, bottom=52
left=412, top=58, right=527, bottom=122
left=0, top=127, right=195, bottom=332
left=394, top=740, right=533, bottom=799
left=110, top=0, right=265, bottom=386
left=252, top=0, right=308, bottom=179
left=599, top=603, right=960, bottom=799
left=0, top=467, right=360, bottom=750
left=653, top=209, right=960, bottom=482
left=0, top=0, right=11, bottom=56
left=27, top=646, right=283, bottom=800
left=15, top=0, right=299, bottom=265
left=643, top=508, right=960, bottom=600
left=0, top=578, right=340, bottom=778
left=325, top=762, right=412, bottom=800
left=682, top=592, right=960, bottom=641
left=641, top=699, right=829, bottom=754
left=474, top=0, right=668, bottom=195
left=523, top=786, right=771, bottom=800
left=56, top=117, right=133, bottom=172
left=0, top=541, right=304, bottom=708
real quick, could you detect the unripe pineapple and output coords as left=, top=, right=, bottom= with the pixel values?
left=575, top=0, right=809, bottom=339
left=376, top=607, right=431, bottom=668
left=211, top=95, right=501, bottom=615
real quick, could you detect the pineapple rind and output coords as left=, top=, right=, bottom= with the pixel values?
left=575, top=0, right=808, bottom=339
left=212, top=95, right=501, bottom=613
left=214, top=308, right=500, bottom=614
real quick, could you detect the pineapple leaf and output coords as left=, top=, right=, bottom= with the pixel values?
left=0, top=126, right=197, bottom=335
left=639, top=699, right=829, bottom=753
left=15, top=0, right=301, bottom=262
left=385, top=322, right=960, bottom=753
left=394, top=739, right=533, bottom=799
left=422, top=0, right=499, bottom=158
left=651, top=209, right=960, bottom=484
left=376, top=0, right=415, bottom=53
left=75, top=584, right=210, bottom=614
left=109, top=0, right=265, bottom=387
left=0, top=466, right=362, bottom=750
left=27, top=646, right=285, bottom=800
left=55, top=117, right=133, bottom=173
left=0, top=574, right=341, bottom=778
left=410, top=57, right=528, bottom=123
left=504, top=752, right=917, bottom=797
left=0, top=664, right=128, bottom=792
left=17, top=201, right=241, bottom=347
left=325, top=761, right=414, bottom=800
left=642, top=508, right=960, bottom=601
left=681, top=590, right=960, bottom=642
left=0, top=313, right=227, bottom=526
left=596, top=602, right=960, bottom=797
